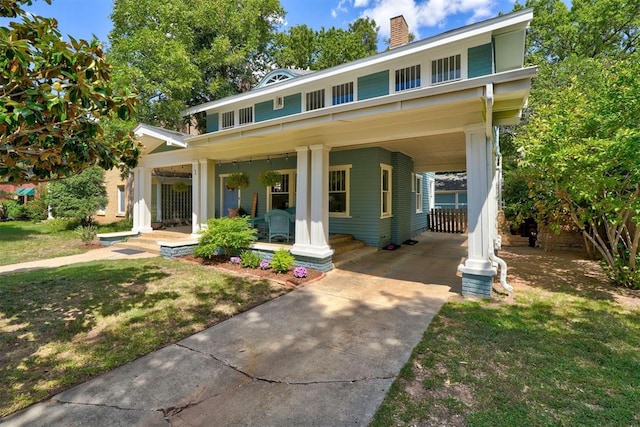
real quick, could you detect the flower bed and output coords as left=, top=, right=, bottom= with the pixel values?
left=181, top=254, right=324, bottom=287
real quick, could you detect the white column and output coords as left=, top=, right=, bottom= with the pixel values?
left=458, top=124, right=496, bottom=277
left=298, top=144, right=333, bottom=258
left=191, top=161, right=200, bottom=235
left=155, top=181, right=162, bottom=222
left=199, top=159, right=215, bottom=228
left=291, top=146, right=311, bottom=251
left=132, top=166, right=153, bottom=233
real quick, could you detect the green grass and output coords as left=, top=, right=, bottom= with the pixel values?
left=0, top=257, right=289, bottom=416
left=0, top=221, right=86, bottom=266
left=0, top=220, right=133, bottom=266
left=372, top=252, right=640, bottom=426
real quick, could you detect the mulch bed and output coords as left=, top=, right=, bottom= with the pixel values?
left=181, top=254, right=324, bottom=288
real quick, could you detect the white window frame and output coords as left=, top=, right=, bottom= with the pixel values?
left=266, top=169, right=296, bottom=211
left=221, top=110, right=234, bottom=129
left=238, top=106, right=253, bottom=125
left=429, top=176, right=435, bottom=210
left=117, top=185, right=126, bottom=215
left=415, top=174, right=423, bottom=213
left=380, top=163, right=393, bottom=219
left=331, top=82, right=354, bottom=105
left=431, top=53, right=462, bottom=85
left=395, top=64, right=421, bottom=92
left=328, top=165, right=351, bottom=218
left=305, top=89, right=325, bottom=111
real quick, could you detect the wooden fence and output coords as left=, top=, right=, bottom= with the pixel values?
left=428, top=208, right=467, bottom=233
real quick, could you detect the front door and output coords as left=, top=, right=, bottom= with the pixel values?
left=222, top=177, right=239, bottom=216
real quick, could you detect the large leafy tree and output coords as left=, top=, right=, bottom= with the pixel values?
left=273, top=18, right=379, bottom=70
left=48, top=165, right=108, bottom=226
left=506, top=0, right=640, bottom=287
left=0, top=0, right=139, bottom=183
left=108, top=0, right=284, bottom=129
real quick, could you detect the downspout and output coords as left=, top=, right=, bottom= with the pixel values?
left=486, top=84, right=513, bottom=293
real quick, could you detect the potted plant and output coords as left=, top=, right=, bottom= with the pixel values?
left=172, top=181, right=188, bottom=193
left=226, top=172, right=250, bottom=191
left=258, top=170, right=281, bottom=187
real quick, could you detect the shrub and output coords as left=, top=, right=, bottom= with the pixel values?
left=240, top=250, right=262, bottom=268
left=194, top=216, right=257, bottom=259
left=46, top=217, right=80, bottom=232
left=76, top=224, right=97, bottom=244
left=98, top=218, right=133, bottom=233
left=259, top=260, right=270, bottom=270
left=271, top=248, right=294, bottom=274
left=230, top=256, right=241, bottom=265
left=4, top=200, right=28, bottom=220
left=26, top=198, right=48, bottom=222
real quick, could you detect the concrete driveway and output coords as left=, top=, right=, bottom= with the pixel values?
left=3, top=232, right=466, bottom=426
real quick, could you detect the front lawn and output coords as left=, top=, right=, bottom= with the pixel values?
left=0, top=221, right=85, bottom=266
left=372, top=248, right=640, bottom=426
left=0, top=257, right=290, bottom=416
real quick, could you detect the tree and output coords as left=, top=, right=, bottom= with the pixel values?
left=516, top=54, right=640, bottom=288
left=48, top=166, right=107, bottom=226
left=108, top=0, right=284, bottom=129
left=273, top=18, right=379, bottom=70
left=0, top=0, right=139, bottom=183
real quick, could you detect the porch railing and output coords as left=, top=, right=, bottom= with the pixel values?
left=428, top=208, right=467, bottom=233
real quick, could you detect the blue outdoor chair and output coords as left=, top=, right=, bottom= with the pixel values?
left=264, top=209, right=293, bottom=242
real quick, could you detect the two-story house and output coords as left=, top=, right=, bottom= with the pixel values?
left=130, top=9, right=537, bottom=297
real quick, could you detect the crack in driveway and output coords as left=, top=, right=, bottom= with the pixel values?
left=175, top=342, right=395, bottom=385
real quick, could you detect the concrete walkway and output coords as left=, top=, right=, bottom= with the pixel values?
left=2, top=232, right=466, bottom=426
left=0, top=246, right=157, bottom=275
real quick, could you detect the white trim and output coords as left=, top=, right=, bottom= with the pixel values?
left=328, top=164, right=352, bottom=218
left=117, top=185, right=126, bottom=215
left=266, top=168, right=296, bottom=211
left=380, top=163, right=393, bottom=219
left=416, top=174, right=423, bottom=213
left=133, top=124, right=188, bottom=148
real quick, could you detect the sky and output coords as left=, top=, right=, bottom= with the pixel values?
left=10, top=0, right=524, bottom=50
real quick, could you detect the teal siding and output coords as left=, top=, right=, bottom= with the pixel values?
left=357, top=70, right=389, bottom=101
left=214, top=156, right=296, bottom=218
left=391, top=152, right=413, bottom=245
left=254, top=93, right=302, bottom=122
left=468, top=43, right=493, bottom=78
left=328, top=148, right=384, bottom=247
left=206, top=113, right=219, bottom=133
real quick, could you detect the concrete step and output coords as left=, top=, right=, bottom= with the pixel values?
left=114, top=240, right=161, bottom=255
left=332, top=239, right=366, bottom=256
left=329, top=234, right=356, bottom=245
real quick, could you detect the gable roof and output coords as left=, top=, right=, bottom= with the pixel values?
left=254, top=69, right=315, bottom=90
left=133, top=124, right=189, bottom=154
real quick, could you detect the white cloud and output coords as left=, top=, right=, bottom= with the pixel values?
left=355, top=0, right=500, bottom=39
left=354, top=0, right=371, bottom=6
left=331, top=0, right=350, bottom=18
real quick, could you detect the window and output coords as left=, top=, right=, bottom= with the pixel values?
left=380, top=164, right=392, bottom=218
left=431, top=54, right=461, bottom=84
left=267, top=171, right=296, bottom=210
left=306, top=89, right=325, bottom=111
left=332, top=82, right=354, bottom=105
left=415, top=174, right=423, bottom=213
left=396, top=64, right=421, bottom=91
left=238, top=106, right=253, bottom=125
left=117, top=185, right=126, bottom=215
left=263, top=73, right=291, bottom=86
left=329, top=165, right=351, bottom=217
left=222, top=111, right=234, bottom=129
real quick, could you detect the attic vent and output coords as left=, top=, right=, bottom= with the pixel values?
left=274, top=96, right=284, bottom=110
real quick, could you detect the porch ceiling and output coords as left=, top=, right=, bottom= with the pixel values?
left=139, top=68, right=536, bottom=172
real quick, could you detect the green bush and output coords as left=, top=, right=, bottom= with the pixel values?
left=98, top=219, right=133, bottom=233
left=271, top=248, right=294, bottom=274
left=240, top=250, right=262, bottom=268
left=194, top=216, right=257, bottom=259
left=76, top=224, right=97, bottom=244
left=26, top=198, right=48, bottom=222
left=46, top=217, right=81, bottom=232
left=4, top=200, right=28, bottom=220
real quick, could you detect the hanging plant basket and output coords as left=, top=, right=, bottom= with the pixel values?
left=172, top=181, right=188, bottom=193
left=226, top=172, right=250, bottom=190
left=258, top=170, right=281, bottom=187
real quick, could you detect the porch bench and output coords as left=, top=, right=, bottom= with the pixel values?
left=97, top=230, right=139, bottom=246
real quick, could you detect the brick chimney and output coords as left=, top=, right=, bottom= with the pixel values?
left=390, top=15, right=409, bottom=49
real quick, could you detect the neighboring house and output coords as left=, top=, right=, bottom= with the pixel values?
left=95, top=168, right=132, bottom=224
left=0, top=183, right=37, bottom=205
left=130, top=10, right=537, bottom=297
left=434, top=172, right=467, bottom=209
